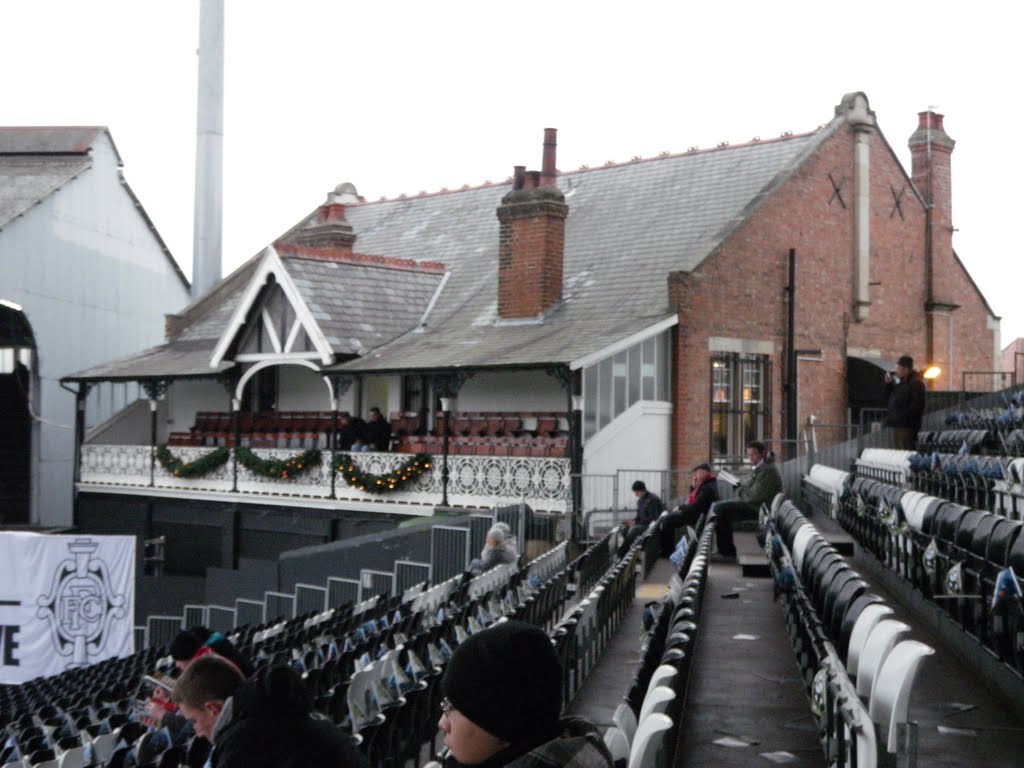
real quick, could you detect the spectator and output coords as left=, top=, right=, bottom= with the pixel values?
left=144, top=626, right=253, bottom=736
left=710, top=441, right=782, bottom=561
left=469, top=522, right=518, bottom=574
left=885, top=355, right=927, bottom=450
left=336, top=413, right=362, bottom=451
left=170, top=626, right=254, bottom=679
left=171, top=655, right=368, bottom=768
left=438, top=621, right=613, bottom=768
left=617, top=480, right=664, bottom=557
left=355, top=406, right=391, bottom=452
left=657, top=462, right=719, bottom=557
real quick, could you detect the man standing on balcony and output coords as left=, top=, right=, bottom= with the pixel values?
left=884, top=355, right=926, bottom=450
left=709, top=441, right=782, bottom=561
left=618, top=480, right=664, bottom=557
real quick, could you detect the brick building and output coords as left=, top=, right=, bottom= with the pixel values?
left=67, top=92, right=999, bottom=518
left=1004, top=338, right=1024, bottom=386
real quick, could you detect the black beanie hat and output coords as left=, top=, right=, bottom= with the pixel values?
left=441, top=620, right=561, bottom=744
left=170, top=627, right=208, bottom=661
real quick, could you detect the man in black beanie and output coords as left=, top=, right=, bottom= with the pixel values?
left=438, top=620, right=613, bottom=768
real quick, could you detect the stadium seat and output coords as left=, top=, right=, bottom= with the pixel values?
left=869, top=640, right=935, bottom=754
left=856, top=619, right=911, bottom=699
left=627, top=713, right=673, bottom=768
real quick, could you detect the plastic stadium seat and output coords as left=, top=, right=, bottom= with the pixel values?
left=645, top=664, right=678, bottom=698
left=846, top=604, right=895, bottom=678
left=791, top=525, right=817, bottom=574
left=613, top=702, right=638, bottom=746
left=627, top=713, right=673, bottom=768
left=869, top=640, right=935, bottom=753
left=604, top=726, right=630, bottom=766
left=856, top=619, right=911, bottom=699
left=638, top=686, right=676, bottom=723
left=987, top=519, right=1022, bottom=567
left=57, top=746, right=87, bottom=768
left=838, top=593, right=884, bottom=661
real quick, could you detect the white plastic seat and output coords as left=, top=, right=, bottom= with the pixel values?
left=645, top=664, right=678, bottom=697
left=846, top=603, right=894, bottom=677
left=613, top=702, right=637, bottom=747
left=869, top=640, right=935, bottom=753
left=90, top=732, right=119, bottom=765
left=791, top=525, right=817, bottom=572
left=58, top=746, right=87, bottom=768
left=628, top=713, right=673, bottom=768
left=856, top=619, right=911, bottom=699
left=638, top=685, right=676, bottom=723
left=603, top=725, right=630, bottom=765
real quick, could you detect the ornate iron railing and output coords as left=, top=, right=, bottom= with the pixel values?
left=79, top=445, right=569, bottom=513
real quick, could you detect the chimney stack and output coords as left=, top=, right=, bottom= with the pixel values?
left=286, top=184, right=360, bottom=251
left=909, top=109, right=958, bottom=387
left=496, top=129, right=568, bottom=320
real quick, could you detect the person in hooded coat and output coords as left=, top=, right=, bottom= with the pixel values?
left=171, top=654, right=368, bottom=768
left=437, top=620, right=614, bottom=768
left=469, top=523, right=519, bottom=575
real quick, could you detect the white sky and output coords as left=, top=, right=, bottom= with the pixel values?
left=4, top=1, right=1022, bottom=349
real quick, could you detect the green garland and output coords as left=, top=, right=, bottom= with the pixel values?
left=333, top=452, right=432, bottom=494
left=236, top=447, right=322, bottom=480
left=156, top=445, right=231, bottom=478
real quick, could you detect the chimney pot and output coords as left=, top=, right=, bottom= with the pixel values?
left=525, top=170, right=541, bottom=190
left=918, top=111, right=945, bottom=133
left=541, top=128, right=558, bottom=186
left=513, top=165, right=526, bottom=190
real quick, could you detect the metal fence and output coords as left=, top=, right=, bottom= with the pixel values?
left=430, top=526, right=471, bottom=583
left=359, top=569, right=394, bottom=601
left=208, top=604, right=235, bottom=633
left=326, top=577, right=360, bottom=610
left=394, top=561, right=431, bottom=596
left=295, top=583, right=328, bottom=616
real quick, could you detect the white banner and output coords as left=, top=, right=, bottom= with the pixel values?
left=0, top=532, right=135, bottom=684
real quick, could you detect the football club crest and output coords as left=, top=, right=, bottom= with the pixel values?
left=35, top=538, right=128, bottom=670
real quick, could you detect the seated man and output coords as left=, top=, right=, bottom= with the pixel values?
left=438, top=620, right=614, bottom=767
left=617, top=480, right=664, bottom=557
left=469, top=522, right=518, bottom=575
left=171, top=655, right=368, bottom=768
left=355, top=406, right=391, bottom=452
left=710, top=440, right=782, bottom=561
left=658, top=462, right=718, bottom=556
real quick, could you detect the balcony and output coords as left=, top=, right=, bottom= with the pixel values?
left=78, top=444, right=570, bottom=514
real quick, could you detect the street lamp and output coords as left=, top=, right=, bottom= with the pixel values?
left=440, top=396, right=452, bottom=508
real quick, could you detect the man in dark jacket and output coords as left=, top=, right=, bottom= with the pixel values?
left=617, top=480, right=664, bottom=557
left=358, top=407, right=392, bottom=452
left=709, top=441, right=782, bottom=560
left=658, top=463, right=719, bottom=556
left=885, top=355, right=927, bottom=450
left=172, top=654, right=368, bottom=768
left=438, top=621, right=614, bottom=768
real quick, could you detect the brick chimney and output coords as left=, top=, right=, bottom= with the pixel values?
left=909, top=110, right=958, bottom=386
left=909, top=111, right=956, bottom=306
left=287, top=183, right=361, bottom=251
left=497, top=128, right=568, bottom=320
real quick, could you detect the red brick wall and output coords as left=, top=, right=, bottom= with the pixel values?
left=497, top=191, right=568, bottom=319
left=669, top=119, right=997, bottom=471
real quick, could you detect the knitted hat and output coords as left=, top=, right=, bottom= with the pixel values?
left=441, top=621, right=561, bottom=744
left=170, top=627, right=208, bottom=662
left=897, top=355, right=914, bottom=369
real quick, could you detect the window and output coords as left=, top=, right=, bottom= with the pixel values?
left=710, top=353, right=770, bottom=463
left=582, top=330, right=671, bottom=440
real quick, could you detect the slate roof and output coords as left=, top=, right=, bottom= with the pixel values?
left=66, top=339, right=232, bottom=381
left=65, top=116, right=837, bottom=381
left=331, top=128, right=826, bottom=371
left=278, top=248, right=446, bottom=356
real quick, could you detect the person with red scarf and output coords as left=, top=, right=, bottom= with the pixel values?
left=658, top=463, right=719, bottom=556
